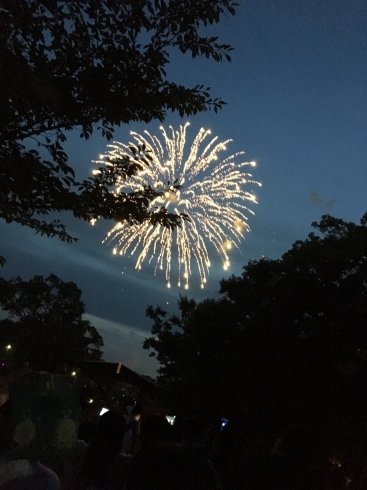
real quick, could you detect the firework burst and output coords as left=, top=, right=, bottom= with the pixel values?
left=95, top=123, right=261, bottom=289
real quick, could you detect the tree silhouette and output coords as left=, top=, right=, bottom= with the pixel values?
left=144, top=213, right=367, bottom=471
left=0, top=274, right=103, bottom=371
left=0, top=0, right=238, bottom=264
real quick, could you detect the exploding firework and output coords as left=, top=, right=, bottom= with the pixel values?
left=95, top=123, right=261, bottom=288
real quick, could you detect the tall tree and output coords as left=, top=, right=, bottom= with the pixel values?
left=145, top=296, right=245, bottom=419
left=144, top=213, right=367, bottom=469
left=0, top=274, right=104, bottom=371
left=0, top=0, right=238, bottom=264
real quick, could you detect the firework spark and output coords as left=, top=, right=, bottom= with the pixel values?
left=95, top=123, right=261, bottom=288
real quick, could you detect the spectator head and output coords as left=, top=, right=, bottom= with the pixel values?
left=80, top=410, right=126, bottom=488
left=139, top=415, right=173, bottom=448
left=126, top=443, right=220, bottom=490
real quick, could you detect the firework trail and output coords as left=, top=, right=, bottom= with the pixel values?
left=94, top=123, right=261, bottom=288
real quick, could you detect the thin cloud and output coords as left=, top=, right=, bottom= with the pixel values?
left=310, top=191, right=323, bottom=206
left=84, top=313, right=158, bottom=376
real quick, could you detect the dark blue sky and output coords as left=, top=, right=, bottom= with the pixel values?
left=1, top=0, right=366, bottom=375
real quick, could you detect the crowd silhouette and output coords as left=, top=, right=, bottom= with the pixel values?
left=0, top=367, right=362, bottom=490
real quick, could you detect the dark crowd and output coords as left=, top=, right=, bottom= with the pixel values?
left=0, top=366, right=364, bottom=490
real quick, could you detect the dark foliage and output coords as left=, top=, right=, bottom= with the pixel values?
left=0, top=274, right=104, bottom=371
left=144, top=213, right=367, bottom=479
left=0, top=0, right=238, bottom=263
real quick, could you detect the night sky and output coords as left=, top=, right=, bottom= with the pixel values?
left=1, top=0, right=366, bottom=376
